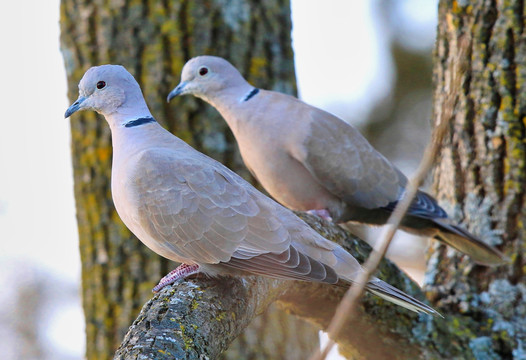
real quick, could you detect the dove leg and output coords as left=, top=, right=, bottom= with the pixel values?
left=307, top=209, right=333, bottom=222
left=153, top=263, right=200, bottom=293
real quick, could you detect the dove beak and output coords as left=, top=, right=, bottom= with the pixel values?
left=167, top=82, right=187, bottom=102
left=65, top=96, right=87, bottom=118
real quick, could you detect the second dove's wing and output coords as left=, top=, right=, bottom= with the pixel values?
left=290, top=108, right=406, bottom=210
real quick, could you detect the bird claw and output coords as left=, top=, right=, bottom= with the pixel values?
left=307, top=209, right=333, bottom=222
left=152, top=263, right=200, bottom=293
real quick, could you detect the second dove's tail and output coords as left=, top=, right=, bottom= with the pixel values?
left=365, top=278, right=442, bottom=317
left=433, top=219, right=508, bottom=266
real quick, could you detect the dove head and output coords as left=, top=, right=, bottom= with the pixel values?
left=65, top=65, right=151, bottom=126
left=167, top=56, right=250, bottom=103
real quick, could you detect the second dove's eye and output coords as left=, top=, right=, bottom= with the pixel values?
left=97, top=81, right=106, bottom=89
left=198, top=67, right=209, bottom=76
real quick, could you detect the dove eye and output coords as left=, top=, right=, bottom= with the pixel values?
left=96, top=81, right=106, bottom=89
left=198, top=67, right=209, bottom=76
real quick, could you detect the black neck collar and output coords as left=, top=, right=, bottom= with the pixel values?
left=124, top=117, right=157, bottom=128
left=243, top=88, right=260, bottom=102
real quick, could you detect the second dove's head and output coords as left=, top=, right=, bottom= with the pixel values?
left=65, top=65, right=142, bottom=118
left=167, top=56, right=246, bottom=102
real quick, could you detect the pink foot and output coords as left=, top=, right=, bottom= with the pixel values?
left=152, top=263, right=200, bottom=293
left=307, top=209, right=333, bottom=222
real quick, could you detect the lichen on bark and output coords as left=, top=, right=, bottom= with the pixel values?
left=427, top=0, right=526, bottom=358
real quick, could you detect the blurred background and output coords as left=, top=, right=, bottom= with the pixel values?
left=0, top=0, right=437, bottom=358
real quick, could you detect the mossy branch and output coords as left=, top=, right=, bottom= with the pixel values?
left=114, top=275, right=288, bottom=359
left=114, top=214, right=449, bottom=360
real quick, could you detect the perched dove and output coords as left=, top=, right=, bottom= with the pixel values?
left=65, top=64, right=439, bottom=316
left=167, top=55, right=507, bottom=266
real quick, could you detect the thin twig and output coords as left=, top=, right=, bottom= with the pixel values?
left=310, top=37, right=469, bottom=360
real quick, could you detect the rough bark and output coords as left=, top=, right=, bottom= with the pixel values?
left=59, top=1, right=316, bottom=359
left=427, top=0, right=526, bottom=357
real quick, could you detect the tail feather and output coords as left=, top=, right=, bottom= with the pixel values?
left=433, top=219, right=508, bottom=266
left=365, top=278, right=442, bottom=317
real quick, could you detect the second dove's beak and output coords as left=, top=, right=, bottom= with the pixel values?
left=167, top=82, right=187, bottom=102
left=65, top=96, right=87, bottom=118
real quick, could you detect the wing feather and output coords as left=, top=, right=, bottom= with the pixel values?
left=126, top=148, right=291, bottom=264
left=223, top=246, right=339, bottom=283
left=290, top=109, right=406, bottom=209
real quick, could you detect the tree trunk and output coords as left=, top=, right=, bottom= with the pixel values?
left=428, top=0, right=526, bottom=357
left=218, top=303, right=318, bottom=360
left=59, top=1, right=318, bottom=359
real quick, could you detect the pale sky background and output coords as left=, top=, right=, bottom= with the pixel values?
left=0, top=0, right=436, bottom=358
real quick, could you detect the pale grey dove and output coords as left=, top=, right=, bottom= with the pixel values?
left=167, top=55, right=507, bottom=266
left=65, top=64, right=439, bottom=316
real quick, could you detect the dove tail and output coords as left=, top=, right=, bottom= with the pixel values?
left=433, top=220, right=508, bottom=266
left=365, top=279, right=442, bottom=317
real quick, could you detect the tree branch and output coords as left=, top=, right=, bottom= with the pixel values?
left=114, top=274, right=288, bottom=359
left=114, top=214, right=457, bottom=360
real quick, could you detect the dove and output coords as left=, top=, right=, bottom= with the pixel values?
left=167, top=55, right=507, bottom=266
left=65, top=64, right=439, bottom=316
